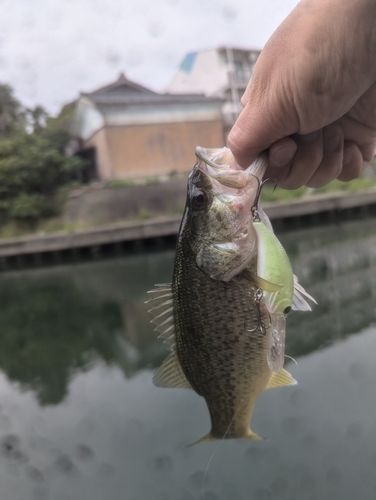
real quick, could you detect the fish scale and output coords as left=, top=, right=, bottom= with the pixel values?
left=173, top=219, right=272, bottom=440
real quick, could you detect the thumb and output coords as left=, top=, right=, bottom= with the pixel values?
left=228, top=94, right=298, bottom=169
left=227, top=103, right=272, bottom=168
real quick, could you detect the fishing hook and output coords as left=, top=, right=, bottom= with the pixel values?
left=245, top=288, right=267, bottom=335
left=250, top=175, right=277, bottom=223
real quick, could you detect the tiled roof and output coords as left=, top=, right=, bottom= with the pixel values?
left=82, top=72, right=224, bottom=106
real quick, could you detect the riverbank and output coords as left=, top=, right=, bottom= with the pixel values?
left=1, top=187, right=376, bottom=263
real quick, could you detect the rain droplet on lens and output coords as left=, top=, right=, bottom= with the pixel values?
left=281, top=416, right=301, bottom=435
left=244, top=446, right=262, bottom=463
left=301, top=433, right=318, bottom=449
left=76, top=418, right=96, bottom=438
left=28, top=466, right=44, bottom=483
left=126, top=418, right=144, bottom=435
left=180, top=493, right=195, bottom=500
left=189, top=470, right=207, bottom=489
left=299, top=473, right=315, bottom=491
left=154, top=455, right=173, bottom=473
left=148, top=22, right=164, bottom=37
left=347, top=421, right=363, bottom=439
left=98, top=462, right=115, bottom=477
left=348, top=362, right=366, bottom=380
left=32, top=486, right=48, bottom=500
left=106, top=48, right=120, bottom=65
left=1, top=434, right=28, bottom=463
left=289, top=387, right=305, bottom=408
left=252, top=488, right=272, bottom=500
left=222, top=6, right=237, bottom=21
left=201, top=492, right=217, bottom=500
left=74, top=444, right=94, bottom=461
left=54, top=455, right=76, bottom=474
left=325, top=466, right=342, bottom=484
left=271, top=476, right=288, bottom=494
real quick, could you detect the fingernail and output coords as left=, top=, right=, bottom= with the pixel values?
left=270, top=146, right=296, bottom=167
left=323, top=127, right=342, bottom=153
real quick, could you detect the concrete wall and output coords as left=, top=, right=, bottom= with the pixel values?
left=64, top=180, right=188, bottom=225
left=84, top=119, right=224, bottom=180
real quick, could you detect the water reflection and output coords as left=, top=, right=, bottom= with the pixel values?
left=0, top=278, right=122, bottom=405
left=0, top=217, right=375, bottom=499
left=0, top=217, right=375, bottom=406
left=0, top=249, right=175, bottom=406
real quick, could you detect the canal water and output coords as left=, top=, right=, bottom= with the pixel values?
left=0, top=216, right=376, bottom=500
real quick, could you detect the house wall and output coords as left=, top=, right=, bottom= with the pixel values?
left=84, top=128, right=114, bottom=180
left=85, top=119, right=224, bottom=180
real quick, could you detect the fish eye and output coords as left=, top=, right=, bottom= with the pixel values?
left=283, top=306, right=291, bottom=315
left=191, top=190, right=208, bottom=210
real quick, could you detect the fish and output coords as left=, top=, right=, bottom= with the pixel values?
left=146, top=146, right=315, bottom=444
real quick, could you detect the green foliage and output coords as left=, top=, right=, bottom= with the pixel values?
left=0, top=85, right=86, bottom=223
left=0, top=131, right=85, bottom=221
left=0, top=84, right=25, bottom=137
left=137, top=207, right=151, bottom=219
left=108, top=178, right=136, bottom=188
left=8, top=193, right=48, bottom=219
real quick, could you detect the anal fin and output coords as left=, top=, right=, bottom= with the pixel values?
left=266, top=368, right=297, bottom=389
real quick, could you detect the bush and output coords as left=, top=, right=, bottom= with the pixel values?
left=0, top=131, right=86, bottom=221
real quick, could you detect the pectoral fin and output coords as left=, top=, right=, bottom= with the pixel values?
left=243, top=269, right=282, bottom=293
left=266, top=368, right=297, bottom=389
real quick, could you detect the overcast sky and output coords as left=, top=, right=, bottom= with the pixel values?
left=0, top=0, right=299, bottom=114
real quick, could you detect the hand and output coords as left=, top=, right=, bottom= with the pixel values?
left=228, top=0, right=376, bottom=189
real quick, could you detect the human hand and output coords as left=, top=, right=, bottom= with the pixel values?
left=228, top=0, right=376, bottom=189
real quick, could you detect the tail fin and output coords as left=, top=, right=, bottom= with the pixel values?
left=188, top=429, right=264, bottom=446
left=188, top=432, right=218, bottom=447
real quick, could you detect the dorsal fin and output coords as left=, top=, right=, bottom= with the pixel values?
left=146, top=283, right=176, bottom=351
left=147, top=284, right=190, bottom=389
left=266, top=368, right=297, bottom=389
left=153, top=351, right=193, bottom=389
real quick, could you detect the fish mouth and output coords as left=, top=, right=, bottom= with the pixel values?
left=195, top=146, right=249, bottom=190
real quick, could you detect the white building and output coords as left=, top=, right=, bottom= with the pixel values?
left=165, top=46, right=261, bottom=133
left=71, top=73, right=224, bottom=181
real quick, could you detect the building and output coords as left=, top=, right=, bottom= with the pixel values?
left=71, top=73, right=224, bottom=181
left=165, top=46, right=261, bottom=133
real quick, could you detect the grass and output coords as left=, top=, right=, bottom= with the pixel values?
left=107, top=179, right=137, bottom=188
left=261, top=176, right=376, bottom=204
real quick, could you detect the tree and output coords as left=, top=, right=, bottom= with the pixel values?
left=0, top=84, right=25, bottom=137
left=0, top=132, right=85, bottom=221
left=0, top=84, right=87, bottom=223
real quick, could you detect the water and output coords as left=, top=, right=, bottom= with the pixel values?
left=0, top=216, right=376, bottom=500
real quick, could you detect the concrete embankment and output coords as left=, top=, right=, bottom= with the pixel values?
left=1, top=188, right=376, bottom=262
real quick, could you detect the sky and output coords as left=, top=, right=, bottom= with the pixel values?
left=0, top=0, right=299, bottom=114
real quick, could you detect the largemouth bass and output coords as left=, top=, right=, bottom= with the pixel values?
left=147, top=147, right=315, bottom=444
